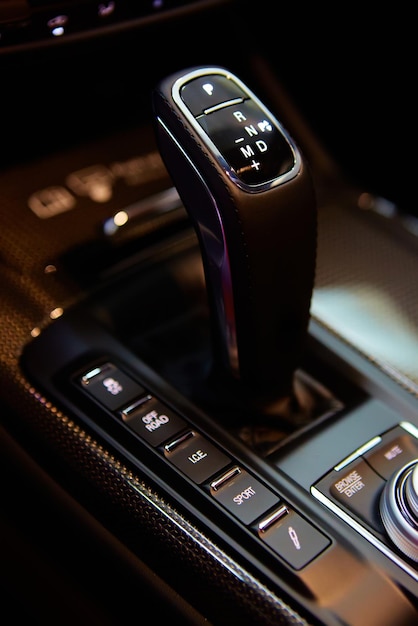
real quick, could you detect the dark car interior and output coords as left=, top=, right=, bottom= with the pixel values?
left=1, top=2, right=418, bottom=624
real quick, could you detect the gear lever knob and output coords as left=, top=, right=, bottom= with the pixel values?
left=153, top=67, right=316, bottom=411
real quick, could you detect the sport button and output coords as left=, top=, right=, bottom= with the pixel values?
left=210, top=467, right=279, bottom=525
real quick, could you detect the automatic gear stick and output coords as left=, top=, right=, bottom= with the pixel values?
left=153, top=67, right=316, bottom=418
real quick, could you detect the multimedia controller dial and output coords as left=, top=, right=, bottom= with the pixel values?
left=313, top=422, right=418, bottom=572
left=380, top=459, right=418, bottom=561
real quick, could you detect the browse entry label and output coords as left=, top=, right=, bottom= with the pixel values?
left=316, top=459, right=386, bottom=532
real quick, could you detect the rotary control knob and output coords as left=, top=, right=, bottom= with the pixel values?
left=380, top=459, right=418, bottom=561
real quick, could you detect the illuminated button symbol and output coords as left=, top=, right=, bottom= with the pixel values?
left=384, top=444, right=403, bottom=461
left=202, top=83, right=214, bottom=96
left=28, top=187, right=75, bottom=219
left=98, top=2, right=115, bottom=18
left=258, top=120, right=273, bottom=132
left=47, top=15, right=68, bottom=37
left=66, top=165, right=114, bottom=203
left=102, top=377, right=123, bottom=396
left=288, top=526, right=301, bottom=550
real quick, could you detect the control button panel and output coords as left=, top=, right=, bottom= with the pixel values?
left=75, top=359, right=330, bottom=574
left=314, top=424, right=418, bottom=533
left=312, top=422, right=418, bottom=575
left=316, top=459, right=386, bottom=532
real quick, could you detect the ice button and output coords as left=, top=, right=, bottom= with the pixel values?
left=164, top=431, right=230, bottom=484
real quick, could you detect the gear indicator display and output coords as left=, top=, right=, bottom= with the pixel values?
left=196, top=100, right=295, bottom=186
left=179, top=73, right=297, bottom=187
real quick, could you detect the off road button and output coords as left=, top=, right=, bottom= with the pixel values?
left=163, top=431, right=230, bottom=484
left=316, top=459, right=386, bottom=532
left=210, top=466, right=279, bottom=524
left=120, top=396, right=188, bottom=447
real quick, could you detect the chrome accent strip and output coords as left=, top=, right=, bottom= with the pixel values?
left=203, top=97, right=244, bottom=115
left=210, top=466, right=241, bottom=492
left=164, top=430, right=194, bottom=453
left=401, top=421, right=418, bottom=439
left=81, top=363, right=111, bottom=385
left=120, top=395, right=153, bottom=420
left=258, top=504, right=289, bottom=534
left=334, top=436, right=382, bottom=471
left=156, top=116, right=239, bottom=376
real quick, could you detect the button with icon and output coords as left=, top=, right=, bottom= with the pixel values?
left=80, top=362, right=146, bottom=411
left=180, top=74, right=246, bottom=116
left=258, top=509, right=330, bottom=570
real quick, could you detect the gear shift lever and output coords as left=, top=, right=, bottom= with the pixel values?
left=153, top=67, right=316, bottom=418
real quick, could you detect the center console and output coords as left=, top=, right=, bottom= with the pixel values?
left=19, top=66, right=418, bottom=625
left=0, top=0, right=418, bottom=626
